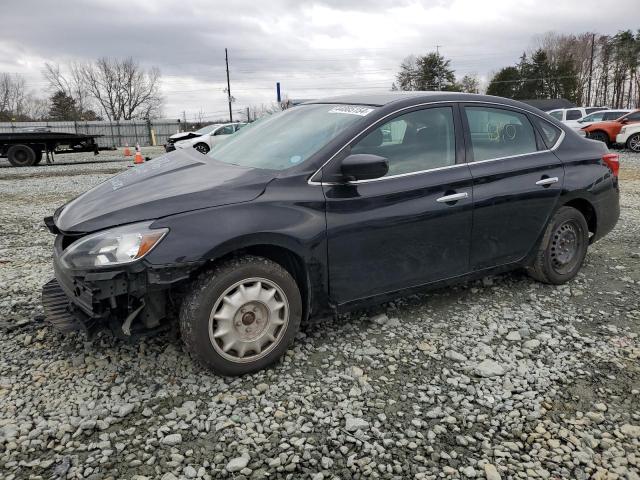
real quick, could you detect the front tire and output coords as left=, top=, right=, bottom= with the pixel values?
left=626, top=133, right=640, bottom=152
left=193, top=143, right=210, bottom=154
left=527, top=206, right=589, bottom=284
left=589, top=131, right=609, bottom=146
left=179, top=255, right=302, bottom=375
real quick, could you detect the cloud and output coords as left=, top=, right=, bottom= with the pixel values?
left=1, top=0, right=638, bottom=119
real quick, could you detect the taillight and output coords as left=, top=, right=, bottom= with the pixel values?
left=602, top=153, right=619, bottom=177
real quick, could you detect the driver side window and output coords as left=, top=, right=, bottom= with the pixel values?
left=215, top=125, right=235, bottom=135
left=464, top=106, right=538, bottom=162
left=350, top=107, right=456, bottom=177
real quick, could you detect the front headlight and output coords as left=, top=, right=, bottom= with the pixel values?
left=60, top=221, right=168, bottom=269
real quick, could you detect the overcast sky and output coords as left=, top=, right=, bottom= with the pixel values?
left=1, top=0, right=638, bottom=121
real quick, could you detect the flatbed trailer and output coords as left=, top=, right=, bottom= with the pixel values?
left=0, top=130, right=101, bottom=167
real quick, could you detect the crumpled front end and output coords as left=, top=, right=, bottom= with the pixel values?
left=42, top=233, right=200, bottom=339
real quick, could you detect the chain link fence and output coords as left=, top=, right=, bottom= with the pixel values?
left=0, top=119, right=182, bottom=148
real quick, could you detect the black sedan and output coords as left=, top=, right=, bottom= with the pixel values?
left=42, top=92, right=620, bottom=375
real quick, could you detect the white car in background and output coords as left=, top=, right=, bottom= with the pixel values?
left=547, top=107, right=609, bottom=131
left=616, top=123, right=640, bottom=152
left=572, top=109, right=632, bottom=134
left=175, top=122, right=246, bottom=154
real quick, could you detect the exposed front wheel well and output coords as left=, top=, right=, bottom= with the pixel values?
left=195, top=245, right=310, bottom=323
left=562, top=198, right=597, bottom=239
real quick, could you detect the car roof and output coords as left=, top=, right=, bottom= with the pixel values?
left=302, top=91, right=554, bottom=112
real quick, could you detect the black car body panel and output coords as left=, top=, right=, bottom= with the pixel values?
left=55, top=148, right=275, bottom=233
left=42, top=92, right=620, bottom=337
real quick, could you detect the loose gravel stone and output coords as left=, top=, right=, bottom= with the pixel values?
left=474, top=359, right=506, bottom=377
left=226, top=453, right=250, bottom=472
left=161, top=433, right=182, bottom=445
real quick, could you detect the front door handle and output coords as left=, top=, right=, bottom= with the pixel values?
left=436, top=192, right=469, bottom=203
left=535, top=176, right=559, bottom=186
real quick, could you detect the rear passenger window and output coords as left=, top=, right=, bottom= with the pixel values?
left=531, top=117, right=562, bottom=148
left=351, top=107, right=456, bottom=176
left=464, top=107, right=538, bottom=162
left=585, top=112, right=605, bottom=122
left=566, top=109, right=582, bottom=120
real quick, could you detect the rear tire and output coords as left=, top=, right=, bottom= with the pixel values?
left=589, top=131, right=609, bottom=146
left=527, top=206, right=589, bottom=284
left=179, top=255, right=302, bottom=376
left=193, top=143, right=210, bottom=154
left=7, top=144, right=37, bottom=167
left=626, top=133, right=640, bottom=152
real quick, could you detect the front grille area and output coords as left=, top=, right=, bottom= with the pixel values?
left=41, top=279, right=83, bottom=333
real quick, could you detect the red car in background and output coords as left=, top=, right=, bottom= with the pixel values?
left=582, top=109, right=640, bottom=145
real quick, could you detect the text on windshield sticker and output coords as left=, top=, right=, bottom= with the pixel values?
left=328, top=105, right=374, bottom=116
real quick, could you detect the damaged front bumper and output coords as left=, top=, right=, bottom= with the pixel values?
left=42, top=234, right=201, bottom=338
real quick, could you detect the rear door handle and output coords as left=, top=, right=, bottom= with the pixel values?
left=436, top=192, right=469, bottom=203
left=535, top=177, right=559, bottom=186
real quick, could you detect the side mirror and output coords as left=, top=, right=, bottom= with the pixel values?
left=621, top=118, right=629, bottom=124
left=341, top=154, right=388, bottom=181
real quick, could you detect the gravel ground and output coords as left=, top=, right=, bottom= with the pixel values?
left=0, top=147, right=639, bottom=480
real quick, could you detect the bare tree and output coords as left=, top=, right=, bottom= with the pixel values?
left=79, top=58, right=162, bottom=120
left=22, top=95, right=49, bottom=120
left=44, top=62, right=92, bottom=117
left=459, top=74, right=480, bottom=93
left=0, top=73, right=30, bottom=120
left=44, top=58, right=163, bottom=121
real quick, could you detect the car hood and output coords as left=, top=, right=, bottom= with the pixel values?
left=585, top=120, right=619, bottom=129
left=169, top=131, right=200, bottom=141
left=55, top=148, right=275, bottom=233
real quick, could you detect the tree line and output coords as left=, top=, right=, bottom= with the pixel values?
left=0, top=57, right=163, bottom=122
left=395, top=29, right=640, bottom=108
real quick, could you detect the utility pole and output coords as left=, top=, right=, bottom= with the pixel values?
left=587, top=33, right=595, bottom=106
left=225, top=48, right=233, bottom=122
left=436, top=45, right=443, bottom=91
left=182, top=110, right=187, bottom=130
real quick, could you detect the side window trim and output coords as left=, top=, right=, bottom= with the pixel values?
left=529, top=115, right=563, bottom=150
left=309, top=100, right=566, bottom=185
left=460, top=103, right=543, bottom=164
left=321, top=103, right=464, bottom=183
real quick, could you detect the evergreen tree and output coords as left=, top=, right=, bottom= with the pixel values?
left=396, top=52, right=458, bottom=91
left=486, top=66, right=521, bottom=98
left=48, top=91, right=78, bottom=120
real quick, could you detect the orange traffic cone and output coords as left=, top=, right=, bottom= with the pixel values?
left=134, top=144, right=144, bottom=164
left=123, top=143, right=132, bottom=157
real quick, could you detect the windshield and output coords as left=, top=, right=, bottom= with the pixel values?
left=208, top=104, right=375, bottom=170
left=581, top=112, right=604, bottom=122
left=549, top=111, right=563, bottom=120
left=195, top=124, right=219, bottom=135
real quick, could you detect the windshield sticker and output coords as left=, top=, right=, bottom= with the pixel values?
left=328, top=105, right=374, bottom=116
left=289, top=155, right=302, bottom=164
